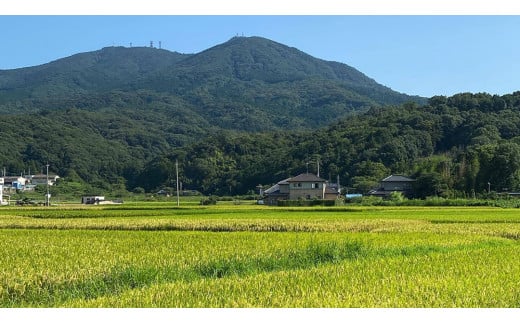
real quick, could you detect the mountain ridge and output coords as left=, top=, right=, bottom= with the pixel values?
left=0, top=36, right=425, bottom=109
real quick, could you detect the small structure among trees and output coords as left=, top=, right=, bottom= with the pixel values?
left=367, top=175, right=415, bottom=199
left=81, top=196, right=105, bottom=204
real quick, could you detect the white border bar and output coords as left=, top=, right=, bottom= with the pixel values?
left=3, top=0, right=520, bottom=15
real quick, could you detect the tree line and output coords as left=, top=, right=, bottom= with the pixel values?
left=147, top=91, right=520, bottom=198
left=3, top=91, right=520, bottom=198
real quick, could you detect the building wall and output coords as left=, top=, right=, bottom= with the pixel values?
left=265, top=195, right=287, bottom=206
left=289, top=182, right=323, bottom=190
left=81, top=196, right=105, bottom=204
left=279, top=184, right=290, bottom=194
left=289, top=183, right=325, bottom=200
left=324, top=192, right=338, bottom=200
left=382, top=181, right=412, bottom=191
left=3, top=177, right=26, bottom=187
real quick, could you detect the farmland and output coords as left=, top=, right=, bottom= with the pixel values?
left=1, top=202, right=520, bottom=307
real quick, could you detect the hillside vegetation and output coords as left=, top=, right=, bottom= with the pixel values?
left=0, top=36, right=425, bottom=195
left=2, top=37, right=518, bottom=198
left=164, top=92, right=520, bottom=197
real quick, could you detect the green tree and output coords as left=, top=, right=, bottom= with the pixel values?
left=413, top=172, right=444, bottom=198
left=488, top=142, right=520, bottom=192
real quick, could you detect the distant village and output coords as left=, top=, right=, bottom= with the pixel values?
left=0, top=167, right=416, bottom=206
left=0, top=173, right=59, bottom=205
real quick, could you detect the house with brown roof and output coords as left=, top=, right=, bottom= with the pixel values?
left=262, top=173, right=339, bottom=205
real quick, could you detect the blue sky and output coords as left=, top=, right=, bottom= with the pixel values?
left=2, top=12, right=520, bottom=98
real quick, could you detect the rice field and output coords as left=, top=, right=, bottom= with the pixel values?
left=1, top=203, right=520, bottom=307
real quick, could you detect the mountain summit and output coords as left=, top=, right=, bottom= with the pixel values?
left=141, top=36, right=424, bottom=110
left=0, top=36, right=424, bottom=128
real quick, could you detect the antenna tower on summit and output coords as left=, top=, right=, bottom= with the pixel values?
left=150, top=41, right=154, bottom=48
left=159, top=41, right=162, bottom=49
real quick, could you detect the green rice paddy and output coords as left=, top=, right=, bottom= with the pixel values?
left=1, top=203, right=520, bottom=307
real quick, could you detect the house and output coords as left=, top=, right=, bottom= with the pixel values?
left=156, top=189, right=171, bottom=197
left=2, top=176, right=27, bottom=190
left=28, top=174, right=60, bottom=186
left=287, top=173, right=328, bottom=200
left=263, top=178, right=291, bottom=206
left=367, top=175, right=415, bottom=198
left=262, top=173, right=339, bottom=205
left=81, top=196, right=105, bottom=204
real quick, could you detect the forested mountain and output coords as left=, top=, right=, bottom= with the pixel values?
left=8, top=37, right=519, bottom=200
left=0, top=47, right=190, bottom=105
left=0, top=36, right=422, bottom=124
left=152, top=92, right=520, bottom=198
left=0, top=36, right=426, bottom=193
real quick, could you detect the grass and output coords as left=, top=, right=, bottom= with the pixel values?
left=1, top=203, right=520, bottom=307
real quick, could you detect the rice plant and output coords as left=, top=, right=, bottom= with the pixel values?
left=1, top=204, right=520, bottom=307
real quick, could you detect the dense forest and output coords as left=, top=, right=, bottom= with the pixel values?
left=154, top=92, right=520, bottom=198
left=3, top=91, right=520, bottom=198
left=1, top=37, right=518, bottom=198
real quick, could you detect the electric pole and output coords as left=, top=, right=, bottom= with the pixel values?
left=46, top=164, right=50, bottom=206
left=176, top=160, right=180, bottom=207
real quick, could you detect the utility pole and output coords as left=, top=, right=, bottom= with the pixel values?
left=46, top=164, right=50, bottom=207
left=176, top=160, right=180, bottom=207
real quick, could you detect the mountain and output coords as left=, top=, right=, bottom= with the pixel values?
left=166, top=36, right=415, bottom=103
left=0, top=46, right=190, bottom=103
left=0, top=36, right=427, bottom=192
left=0, top=36, right=424, bottom=123
left=137, top=36, right=425, bottom=129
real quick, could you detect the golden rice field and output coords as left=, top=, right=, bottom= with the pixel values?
left=1, top=202, right=520, bottom=307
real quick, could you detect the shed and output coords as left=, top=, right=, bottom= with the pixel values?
left=81, top=196, right=105, bottom=204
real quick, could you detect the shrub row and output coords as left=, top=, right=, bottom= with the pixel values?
left=345, top=196, right=520, bottom=208
left=277, top=200, right=337, bottom=207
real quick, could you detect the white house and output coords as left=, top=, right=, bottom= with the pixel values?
left=3, top=176, right=26, bottom=190
left=81, top=196, right=105, bottom=204
left=28, top=174, right=60, bottom=186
